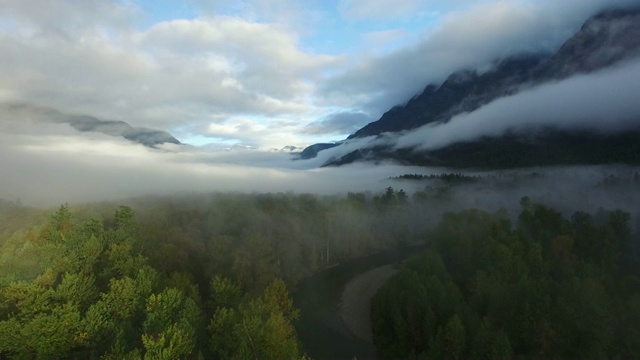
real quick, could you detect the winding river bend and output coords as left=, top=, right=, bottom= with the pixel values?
left=292, top=245, right=426, bottom=360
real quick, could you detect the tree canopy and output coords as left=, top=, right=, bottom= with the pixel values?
left=372, top=200, right=640, bottom=359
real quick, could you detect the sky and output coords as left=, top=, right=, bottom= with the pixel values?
left=1, top=0, right=640, bottom=205
left=0, top=0, right=637, bottom=150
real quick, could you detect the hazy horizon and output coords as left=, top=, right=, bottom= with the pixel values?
left=2, top=0, right=640, bottom=206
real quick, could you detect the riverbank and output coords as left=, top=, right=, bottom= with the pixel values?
left=292, top=245, right=425, bottom=359
left=339, top=263, right=399, bottom=343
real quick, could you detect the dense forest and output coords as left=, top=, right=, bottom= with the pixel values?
left=0, top=188, right=431, bottom=359
left=0, top=204, right=307, bottom=359
left=0, top=177, right=639, bottom=359
left=372, top=198, right=640, bottom=359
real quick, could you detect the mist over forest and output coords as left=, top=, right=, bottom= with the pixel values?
left=1, top=167, right=639, bottom=358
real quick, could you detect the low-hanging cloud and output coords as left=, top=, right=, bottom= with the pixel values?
left=302, top=111, right=373, bottom=136
left=320, top=0, right=640, bottom=118
left=314, top=57, right=640, bottom=163
left=2, top=101, right=639, bottom=224
left=2, top=0, right=639, bottom=149
left=393, top=58, right=640, bottom=152
left=0, top=116, right=439, bottom=206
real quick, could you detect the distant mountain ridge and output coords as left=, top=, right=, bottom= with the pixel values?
left=67, top=114, right=181, bottom=148
left=303, top=7, right=640, bottom=168
left=298, top=142, right=343, bottom=159
left=2, top=103, right=181, bottom=148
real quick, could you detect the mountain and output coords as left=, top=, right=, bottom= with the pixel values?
left=270, top=145, right=304, bottom=153
left=67, top=115, right=181, bottom=148
left=347, top=54, right=548, bottom=140
left=305, top=7, right=640, bottom=168
left=1, top=103, right=181, bottom=148
left=297, top=142, right=343, bottom=159
left=327, top=127, right=640, bottom=168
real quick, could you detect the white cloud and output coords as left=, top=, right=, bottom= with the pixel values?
left=393, top=58, right=640, bottom=151
left=338, top=0, right=439, bottom=21
left=0, top=3, right=338, bottom=147
left=0, top=0, right=137, bottom=35
left=321, top=0, right=640, bottom=118
left=0, top=119, right=433, bottom=206
left=1, top=0, right=638, bottom=153
left=317, top=58, right=640, bottom=161
left=309, top=59, right=640, bottom=166
left=189, top=0, right=327, bottom=36
left=303, top=111, right=373, bottom=135
left=360, top=29, right=412, bottom=54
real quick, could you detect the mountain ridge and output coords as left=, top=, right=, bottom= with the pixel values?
left=303, top=7, right=640, bottom=169
left=2, top=102, right=181, bottom=148
left=67, top=114, right=181, bottom=148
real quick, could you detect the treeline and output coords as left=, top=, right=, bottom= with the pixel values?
left=116, top=190, right=438, bottom=290
left=4, top=189, right=638, bottom=359
left=393, top=172, right=544, bottom=183
left=0, top=199, right=48, bottom=240
left=393, top=173, right=482, bottom=183
left=0, top=205, right=306, bottom=359
left=371, top=198, right=640, bottom=359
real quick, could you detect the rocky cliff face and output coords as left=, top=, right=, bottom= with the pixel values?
left=310, top=7, right=640, bottom=168
left=540, top=8, right=640, bottom=79
left=348, top=54, right=547, bottom=139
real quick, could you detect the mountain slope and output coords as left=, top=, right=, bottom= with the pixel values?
left=67, top=114, right=181, bottom=148
left=348, top=54, right=548, bottom=139
left=308, top=7, right=640, bottom=169
left=2, top=103, right=181, bottom=148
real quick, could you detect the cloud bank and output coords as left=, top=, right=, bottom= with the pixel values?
left=316, top=57, right=640, bottom=164
left=0, top=113, right=438, bottom=206
left=1, top=0, right=638, bottom=148
left=320, top=0, right=640, bottom=118
left=393, top=58, right=640, bottom=152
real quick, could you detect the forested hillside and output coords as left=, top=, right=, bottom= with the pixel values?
left=1, top=180, right=639, bottom=359
left=372, top=199, right=640, bottom=359
left=0, top=189, right=429, bottom=359
left=0, top=205, right=307, bottom=359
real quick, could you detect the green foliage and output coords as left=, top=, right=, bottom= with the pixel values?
left=209, top=278, right=304, bottom=360
left=0, top=303, right=83, bottom=359
left=372, top=201, right=640, bottom=359
left=142, top=288, right=201, bottom=359
left=0, top=203, right=306, bottom=359
left=136, top=190, right=431, bottom=284
left=263, top=278, right=299, bottom=321
left=3, top=191, right=634, bottom=359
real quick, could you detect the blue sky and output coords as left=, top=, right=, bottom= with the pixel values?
left=133, top=0, right=436, bottom=56
left=0, top=0, right=637, bottom=149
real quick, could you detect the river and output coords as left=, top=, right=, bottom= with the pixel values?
left=292, top=245, right=426, bottom=360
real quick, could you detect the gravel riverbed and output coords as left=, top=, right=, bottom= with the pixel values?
left=338, top=263, right=399, bottom=343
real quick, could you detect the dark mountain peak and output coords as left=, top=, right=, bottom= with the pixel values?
left=317, top=8, right=640, bottom=168
left=542, top=7, right=640, bottom=79
left=67, top=114, right=180, bottom=148
left=68, top=115, right=132, bottom=134
left=346, top=51, right=547, bottom=141
left=590, top=6, right=640, bottom=22
left=1, top=102, right=181, bottom=148
left=346, top=8, right=640, bottom=143
left=440, top=69, right=478, bottom=88
left=122, top=129, right=181, bottom=148
left=297, top=142, right=343, bottom=160
left=492, top=53, right=550, bottom=75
